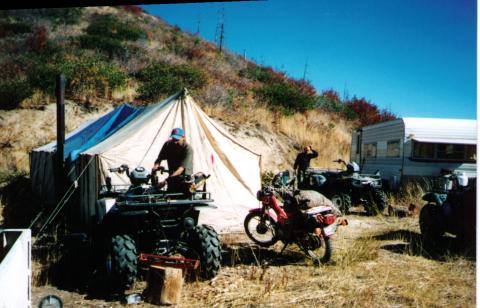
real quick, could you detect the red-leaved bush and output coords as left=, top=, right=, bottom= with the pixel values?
left=321, top=89, right=341, bottom=103
left=27, top=26, right=47, bottom=53
left=122, top=5, right=145, bottom=15
left=345, top=96, right=396, bottom=126
left=287, top=78, right=316, bottom=97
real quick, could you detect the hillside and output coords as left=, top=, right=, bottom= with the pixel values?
left=0, top=6, right=396, bottom=179
left=0, top=7, right=475, bottom=308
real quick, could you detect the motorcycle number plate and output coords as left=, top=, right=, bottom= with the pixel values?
left=323, top=224, right=337, bottom=236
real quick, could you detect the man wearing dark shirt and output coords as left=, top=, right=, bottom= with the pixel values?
left=152, top=127, right=193, bottom=193
left=293, top=145, right=318, bottom=188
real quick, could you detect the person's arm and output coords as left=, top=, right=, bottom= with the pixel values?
left=170, top=145, right=193, bottom=178
left=169, top=166, right=185, bottom=177
left=309, top=149, right=318, bottom=159
left=153, top=142, right=168, bottom=171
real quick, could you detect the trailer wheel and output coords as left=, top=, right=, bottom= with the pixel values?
left=106, top=234, right=138, bottom=292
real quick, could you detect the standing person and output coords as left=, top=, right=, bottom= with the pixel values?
left=152, top=127, right=193, bottom=193
left=293, top=145, right=318, bottom=188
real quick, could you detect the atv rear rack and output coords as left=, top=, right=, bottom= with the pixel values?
left=139, top=252, right=199, bottom=270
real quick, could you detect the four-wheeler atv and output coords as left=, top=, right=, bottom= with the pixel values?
left=419, top=171, right=476, bottom=253
left=298, top=159, right=387, bottom=215
left=93, top=165, right=222, bottom=293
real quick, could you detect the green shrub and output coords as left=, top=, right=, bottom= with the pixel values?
left=27, top=56, right=127, bottom=97
left=136, top=61, right=207, bottom=101
left=239, top=64, right=286, bottom=84
left=261, top=170, right=275, bottom=185
left=79, top=34, right=127, bottom=59
left=40, top=8, right=84, bottom=25
left=316, top=96, right=345, bottom=113
left=86, top=14, right=146, bottom=41
left=0, top=21, right=32, bottom=37
left=254, top=82, right=316, bottom=114
left=0, top=78, right=33, bottom=110
left=79, top=15, right=146, bottom=59
left=6, top=8, right=84, bottom=25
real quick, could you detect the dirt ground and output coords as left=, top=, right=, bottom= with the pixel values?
left=31, top=213, right=476, bottom=308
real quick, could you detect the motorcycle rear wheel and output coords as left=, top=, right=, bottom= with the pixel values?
left=302, top=236, right=332, bottom=264
left=244, top=212, right=278, bottom=247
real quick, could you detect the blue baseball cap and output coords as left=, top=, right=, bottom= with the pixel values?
left=170, top=127, right=185, bottom=140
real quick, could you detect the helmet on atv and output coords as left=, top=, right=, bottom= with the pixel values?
left=346, top=162, right=360, bottom=174
left=130, top=166, right=150, bottom=186
left=457, top=172, right=469, bottom=187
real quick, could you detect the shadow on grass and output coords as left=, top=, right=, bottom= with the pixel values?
left=370, top=229, right=475, bottom=261
left=221, top=243, right=309, bottom=267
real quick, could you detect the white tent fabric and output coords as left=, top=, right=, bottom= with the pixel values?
left=82, top=92, right=262, bottom=232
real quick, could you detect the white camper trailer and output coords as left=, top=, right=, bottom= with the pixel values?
left=350, top=118, right=477, bottom=189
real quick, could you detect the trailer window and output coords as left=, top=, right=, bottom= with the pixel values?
left=387, top=140, right=400, bottom=157
left=365, top=143, right=377, bottom=158
left=466, top=145, right=476, bottom=161
left=437, top=144, right=465, bottom=160
left=413, top=142, right=434, bottom=159
left=412, top=141, right=476, bottom=162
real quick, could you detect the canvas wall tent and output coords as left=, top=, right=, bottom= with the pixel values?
left=31, top=91, right=262, bottom=233
left=350, top=117, right=477, bottom=189
left=30, top=103, right=144, bottom=206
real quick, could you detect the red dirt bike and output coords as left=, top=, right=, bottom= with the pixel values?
left=244, top=185, right=347, bottom=263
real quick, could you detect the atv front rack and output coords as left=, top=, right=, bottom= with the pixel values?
left=114, top=190, right=214, bottom=207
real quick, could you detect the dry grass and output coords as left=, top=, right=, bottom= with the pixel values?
left=386, top=181, right=429, bottom=211
left=176, top=216, right=475, bottom=308
left=202, top=103, right=354, bottom=171
left=0, top=101, right=112, bottom=173
left=30, top=215, right=475, bottom=307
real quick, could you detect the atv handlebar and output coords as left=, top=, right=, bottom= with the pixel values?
left=152, top=166, right=168, bottom=174
left=109, top=164, right=129, bottom=173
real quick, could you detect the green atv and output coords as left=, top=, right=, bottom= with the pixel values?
left=93, top=165, right=222, bottom=293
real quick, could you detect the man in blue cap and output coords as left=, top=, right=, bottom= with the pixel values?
left=152, top=127, right=193, bottom=193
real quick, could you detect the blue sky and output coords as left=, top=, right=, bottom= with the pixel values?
left=142, top=0, right=476, bottom=119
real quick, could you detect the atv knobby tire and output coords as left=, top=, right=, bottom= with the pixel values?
left=186, top=224, right=222, bottom=280
left=364, top=188, right=385, bottom=215
left=329, top=193, right=352, bottom=215
left=107, top=234, right=138, bottom=292
left=372, top=188, right=387, bottom=212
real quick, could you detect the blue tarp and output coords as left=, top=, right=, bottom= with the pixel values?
left=63, top=103, right=144, bottom=162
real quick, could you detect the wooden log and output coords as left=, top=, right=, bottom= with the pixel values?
left=145, top=265, right=184, bottom=305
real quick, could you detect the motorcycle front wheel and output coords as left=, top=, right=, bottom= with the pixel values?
left=244, top=212, right=279, bottom=247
